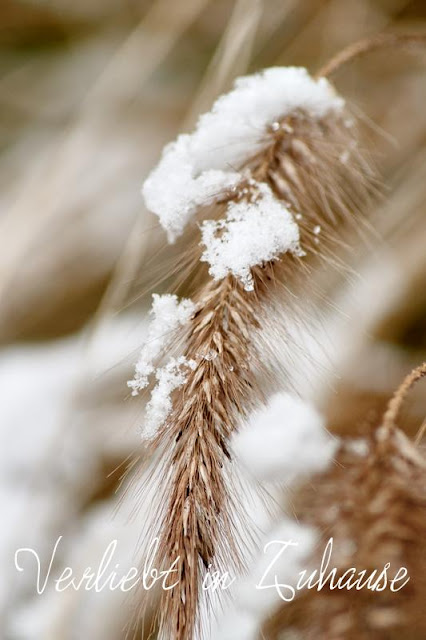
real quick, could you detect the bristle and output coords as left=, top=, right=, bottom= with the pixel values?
left=261, top=421, right=426, bottom=639
left=134, top=79, right=378, bottom=640
left=153, top=273, right=262, bottom=639
left=382, top=362, right=426, bottom=432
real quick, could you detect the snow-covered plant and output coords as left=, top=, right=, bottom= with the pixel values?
left=129, top=50, right=379, bottom=640
left=259, top=364, right=426, bottom=640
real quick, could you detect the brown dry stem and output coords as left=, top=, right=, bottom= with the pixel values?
left=383, top=362, right=426, bottom=432
left=148, top=110, right=376, bottom=640
left=317, top=32, right=426, bottom=79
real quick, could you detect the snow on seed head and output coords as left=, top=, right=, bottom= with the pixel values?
left=200, top=182, right=303, bottom=291
left=142, top=67, right=345, bottom=241
left=128, top=294, right=196, bottom=395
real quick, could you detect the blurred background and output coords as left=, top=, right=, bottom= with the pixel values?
left=1, top=0, right=426, bottom=638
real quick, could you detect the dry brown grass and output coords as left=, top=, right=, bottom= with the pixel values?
left=146, top=101, right=377, bottom=638
left=261, top=366, right=426, bottom=640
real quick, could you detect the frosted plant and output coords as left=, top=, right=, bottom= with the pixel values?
left=128, top=294, right=197, bottom=438
left=131, top=48, right=380, bottom=640
left=200, top=182, right=303, bottom=291
left=144, top=356, right=197, bottom=439
left=143, top=67, right=344, bottom=242
left=128, top=293, right=196, bottom=395
left=259, top=364, right=426, bottom=640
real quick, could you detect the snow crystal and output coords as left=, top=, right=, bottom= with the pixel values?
left=232, top=392, right=338, bottom=483
left=200, top=183, right=302, bottom=291
left=143, top=135, right=241, bottom=243
left=143, top=67, right=345, bottom=241
left=143, top=356, right=196, bottom=439
left=128, top=294, right=196, bottom=395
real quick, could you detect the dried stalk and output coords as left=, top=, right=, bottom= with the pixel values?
left=261, top=368, right=426, bottom=640
left=316, top=32, right=426, bottom=79
left=131, top=30, right=426, bottom=640
left=382, top=362, right=426, bottom=432
left=415, top=419, right=426, bottom=447
left=147, top=108, right=375, bottom=640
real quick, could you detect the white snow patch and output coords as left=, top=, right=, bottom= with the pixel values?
left=143, top=356, right=197, bottom=440
left=211, top=518, right=317, bottom=637
left=232, top=392, right=338, bottom=483
left=200, top=183, right=302, bottom=291
left=143, top=67, right=344, bottom=241
left=128, top=294, right=195, bottom=395
left=143, top=136, right=241, bottom=243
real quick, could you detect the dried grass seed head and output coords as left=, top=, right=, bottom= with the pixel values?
left=132, top=62, right=379, bottom=640
left=142, top=66, right=348, bottom=244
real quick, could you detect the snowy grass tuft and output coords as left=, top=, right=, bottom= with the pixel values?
left=200, top=182, right=303, bottom=291
left=143, top=67, right=344, bottom=241
left=143, top=356, right=197, bottom=439
left=128, top=293, right=196, bottom=395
